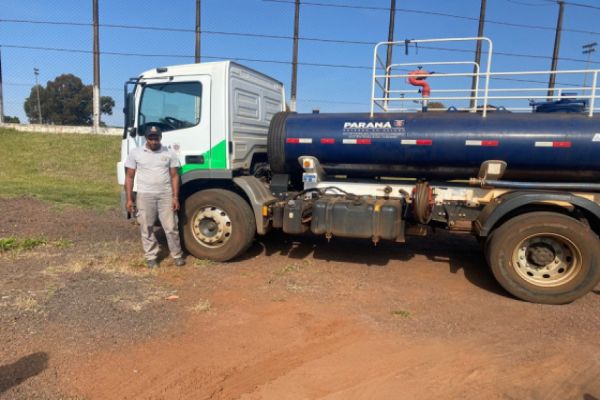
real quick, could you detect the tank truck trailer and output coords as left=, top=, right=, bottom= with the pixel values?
left=118, top=37, right=600, bottom=304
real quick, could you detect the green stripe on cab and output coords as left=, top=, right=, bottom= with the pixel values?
left=180, top=139, right=228, bottom=174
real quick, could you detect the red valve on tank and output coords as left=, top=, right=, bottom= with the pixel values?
left=407, top=68, right=431, bottom=98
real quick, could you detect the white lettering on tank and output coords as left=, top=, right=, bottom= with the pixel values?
left=343, top=121, right=393, bottom=130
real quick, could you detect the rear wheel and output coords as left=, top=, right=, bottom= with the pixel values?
left=487, top=212, right=600, bottom=304
left=182, top=189, right=256, bottom=262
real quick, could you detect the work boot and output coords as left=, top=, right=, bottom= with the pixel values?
left=146, top=259, right=159, bottom=269
left=174, top=257, right=186, bottom=267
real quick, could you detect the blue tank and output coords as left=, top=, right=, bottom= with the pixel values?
left=267, top=112, right=600, bottom=182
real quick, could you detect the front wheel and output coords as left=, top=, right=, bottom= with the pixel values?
left=487, top=212, right=600, bottom=304
left=182, top=189, right=256, bottom=262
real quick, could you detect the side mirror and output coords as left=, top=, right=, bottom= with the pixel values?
left=126, top=93, right=135, bottom=124
left=127, top=127, right=137, bottom=137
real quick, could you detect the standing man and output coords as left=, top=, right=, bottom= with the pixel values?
left=125, top=125, right=186, bottom=268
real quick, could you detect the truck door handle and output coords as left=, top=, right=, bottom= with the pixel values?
left=185, top=155, right=205, bottom=164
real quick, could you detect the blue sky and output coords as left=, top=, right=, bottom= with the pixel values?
left=2, top=0, right=600, bottom=126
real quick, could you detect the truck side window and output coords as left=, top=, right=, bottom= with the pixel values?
left=138, top=82, right=202, bottom=133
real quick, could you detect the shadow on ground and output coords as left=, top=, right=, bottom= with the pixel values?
left=150, top=222, right=509, bottom=299
left=0, top=352, right=49, bottom=394
left=243, top=229, right=509, bottom=299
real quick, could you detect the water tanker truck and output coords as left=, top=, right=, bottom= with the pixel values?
left=118, top=37, right=600, bottom=304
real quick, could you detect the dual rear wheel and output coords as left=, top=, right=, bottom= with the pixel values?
left=486, top=212, right=600, bottom=304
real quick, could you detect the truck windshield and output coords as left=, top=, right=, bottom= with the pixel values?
left=138, top=81, right=202, bottom=133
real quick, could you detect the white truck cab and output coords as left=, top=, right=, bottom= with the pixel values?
left=118, top=61, right=285, bottom=189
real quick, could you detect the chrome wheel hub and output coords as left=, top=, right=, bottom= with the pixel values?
left=512, top=234, right=582, bottom=287
left=191, top=206, right=232, bottom=248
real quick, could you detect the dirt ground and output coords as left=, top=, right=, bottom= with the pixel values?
left=1, top=197, right=600, bottom=400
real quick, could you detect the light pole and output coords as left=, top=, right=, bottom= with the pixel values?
left=0, top=47, right=4, bottom=124
left=33, top=67, right=42, bottom=124
left=92, top=0, right=100, bottom=132
left=470, top=0, right=487, bottom=110
left=582, top=42, right=597, bottom=95
left=290, top=0, right=300, bottom=112
left=195, top=0, right=201, bottom=63
left=383, top=0, right=396, bottom=110
left=547, top=0, right=565, bottom=100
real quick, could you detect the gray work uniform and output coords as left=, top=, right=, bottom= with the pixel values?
left=125, top=145, right=183, bottom=261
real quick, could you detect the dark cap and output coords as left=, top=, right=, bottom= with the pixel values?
left=145, top=125, right=162, bottom=138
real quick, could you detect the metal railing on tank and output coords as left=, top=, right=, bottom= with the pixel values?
left=370, top=37, right=600, bottom=118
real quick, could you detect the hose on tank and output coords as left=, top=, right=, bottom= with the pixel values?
left=292, top=186, right=361, bottom=201
left=321, top=186, right=361, bottom=201
left=473, top=179, right=600, bottom=192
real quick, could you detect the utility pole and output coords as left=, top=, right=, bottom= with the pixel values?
left=547, top=0, right=565, bottom=100
left=0, top=47, right=4, bottom=124
left=195, top=0, right=201, bottom=63
left=92, top=0, right=101, bottom=132
left=33, top=68, right=42, bottom=124
left=384, top=0, right=396, bottom=108
left=470, top=0, right=487, bottom=110
left=290, top=0, right=300, bottom=112
left=582, top=42, right=597, bottom=94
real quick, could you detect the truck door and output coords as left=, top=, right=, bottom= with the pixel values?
left=136, top=75, right=211, bottom=171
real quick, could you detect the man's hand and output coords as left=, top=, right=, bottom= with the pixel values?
left=172, top=197, right=180, bottom=211
left=127, top=199, right=136, bottom=214
left=170, top=167, right=181, bottom=211
left=125, top=167, right=136, bottom=215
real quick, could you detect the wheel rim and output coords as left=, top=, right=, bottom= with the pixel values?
left=191, top=206, right=232, bottom=249
left=512, top=233, right=582, bottom=287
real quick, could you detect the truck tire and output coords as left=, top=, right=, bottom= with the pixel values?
left=487, top=211, right=600, bottom=304
left=182, top=189, right=256, bottom=262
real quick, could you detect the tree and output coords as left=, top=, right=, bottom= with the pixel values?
left=3, top=115, right=20, bottom=123
left=428, top=101, right=446, bottom=110
left=23, top=74, right=115, bottom=125
left=23, top=84, right=47, bottom=124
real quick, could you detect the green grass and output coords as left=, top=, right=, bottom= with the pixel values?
left=0, top=237, right=74, bottom=253
left=53, top=239, right=74, bottom=248
left=276, top=263, right=301, bottom=275
left=189, top=299, right=212, bottom=313
left=193, top=258, right=218, bottom=268
left=0, top=237, right=48, bottom=252
left=390, top=309, right=411, bottom=318
left=0, top=128, right=121, bottom=209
